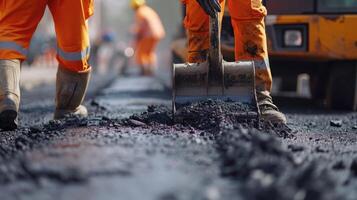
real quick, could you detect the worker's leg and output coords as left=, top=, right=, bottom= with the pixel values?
left=183, top=0, right=225, bottom=63
left=144, top=37, right=159, bottom=76
left=48, top=0, right=92, bottom=73
left=228, top=0, right=271, bottom=91
left=228, top=0, right=286, bottom=124
left=0, top=1, right=47, bottom=60
left=135, top=38, right=148, bottom=75
left=49, top=0, right=93, bottom=119
left=0, top=1, right=47, bottom=130
left=135, top=37, right=158, bottom=76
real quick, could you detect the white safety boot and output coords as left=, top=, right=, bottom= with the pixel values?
left=257, top=90, right=287, bottom=124
left=0, top=59, right=21, bottom=131
left=54, top=67, right=91, bottom=119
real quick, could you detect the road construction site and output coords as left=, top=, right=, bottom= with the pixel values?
left=1, top=0, right=357, bottom=199
left=1, top=66, right=357, bottom=200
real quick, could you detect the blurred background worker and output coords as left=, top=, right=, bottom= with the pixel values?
left=130, top=0, right=165, bottom=76
left=0, top=0, right=94, bottom=131
left=182, top=0, right=286, bottom=124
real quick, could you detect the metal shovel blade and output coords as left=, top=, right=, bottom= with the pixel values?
left=173, top=60, right=258, bottom=117
left=172, top=12, right=259, bottom=119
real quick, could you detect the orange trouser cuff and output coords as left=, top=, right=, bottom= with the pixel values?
left=0, top=49, right=26, bottom=61
left=56, top=46, right=91, bottom=73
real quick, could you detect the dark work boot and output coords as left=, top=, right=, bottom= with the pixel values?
left=257, top=90, right=287, bottom=124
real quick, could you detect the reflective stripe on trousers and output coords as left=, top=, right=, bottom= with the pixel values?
left=0, top=41, right=28, bottom=56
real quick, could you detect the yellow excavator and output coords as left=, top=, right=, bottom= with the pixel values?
left=172, top=0, right=357, bottom=110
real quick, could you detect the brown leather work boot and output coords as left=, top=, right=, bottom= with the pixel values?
left=257, top=90, right=287, bottom=124
left=54, top=67, right=91, bottom=119
left=0, top=59, right=21, bottom=131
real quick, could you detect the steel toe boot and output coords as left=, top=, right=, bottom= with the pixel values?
left=54, top=67, right=91, bottom=119
left=257, top=90, right=287, bottom=124
left=0, top=59, right=21, bottom=131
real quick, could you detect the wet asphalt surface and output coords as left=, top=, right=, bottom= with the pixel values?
left=1, top=74, right=357, bottom=200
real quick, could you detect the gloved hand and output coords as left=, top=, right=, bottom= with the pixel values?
left=196, top=0, right=221, bottom=17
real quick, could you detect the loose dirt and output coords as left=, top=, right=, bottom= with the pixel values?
left=1, top=77, right=357, bottom=200
left=126, top=100, right=291, bottom=137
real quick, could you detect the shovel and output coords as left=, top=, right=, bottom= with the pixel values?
left=172, top=12, right=259, bottom=119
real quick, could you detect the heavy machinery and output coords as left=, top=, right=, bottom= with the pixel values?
left=265, top=0, right=357, bottom=110
left=172, top=0, right=357, bottom=110
left=172, top=13, right=259, bottom=118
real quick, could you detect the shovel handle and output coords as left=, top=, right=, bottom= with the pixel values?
left=209, top=12, right=223, bottom=81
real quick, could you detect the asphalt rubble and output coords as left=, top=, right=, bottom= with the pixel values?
left=1, top=99, right=357, bottom=200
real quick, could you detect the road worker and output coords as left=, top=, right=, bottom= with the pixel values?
left=182, top=0, right=287, bottom=124
left=130, top=0, right=165, bottom=76
left=0, top=0, right=94, bottom=130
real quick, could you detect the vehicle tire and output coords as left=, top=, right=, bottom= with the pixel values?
left=309, top=69, right=329, bottom=103
left=327, top=61, right=357, bottom=110
left=280, top=75, right=297, bottom=92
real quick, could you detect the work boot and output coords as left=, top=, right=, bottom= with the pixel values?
left=0, top=59, right=21, bottom=131
left=54, top=67, right=91, bottom=119
left=257, top=91, right=287, bottom=124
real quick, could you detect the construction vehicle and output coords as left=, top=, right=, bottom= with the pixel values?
left=172, top=0, right=357, bottom=110
left=172, top=12, right=259, bottom=118
left=265, top=0, right=357, bottom=110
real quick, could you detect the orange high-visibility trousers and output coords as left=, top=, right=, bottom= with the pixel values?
left=133, top=5, right=165, bottom=68
left=182, top=0, right=272, bottom=92
left=0, top=0, right=94, bottom=73
left=135, top=37, right=159, bottom=67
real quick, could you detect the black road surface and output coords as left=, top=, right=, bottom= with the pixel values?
left=1, top=74, right=357, bottom=200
